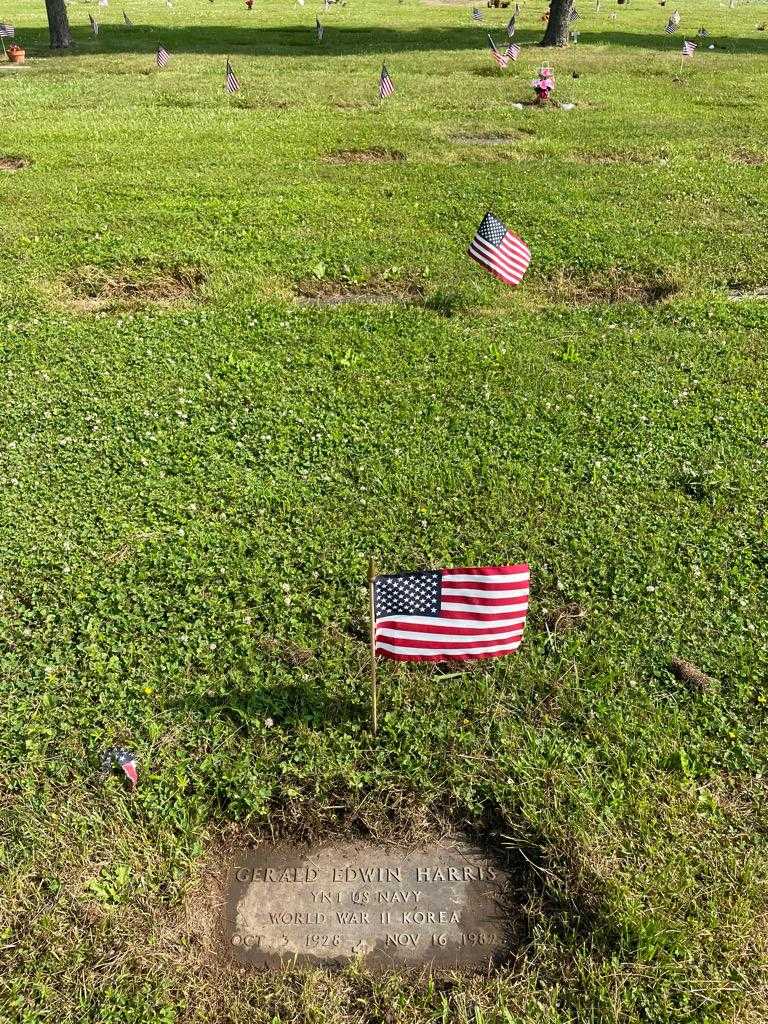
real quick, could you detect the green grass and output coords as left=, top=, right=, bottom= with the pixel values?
left=1, top=0, right=768, bottom=1021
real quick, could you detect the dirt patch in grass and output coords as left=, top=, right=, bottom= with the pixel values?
left=452, top=131, right=532, bottom=145
left=570, top=150, right=663, bottom=165
left=545, top=603, right=587, bottom=635
left=322, top=147, right=406, bottom=165
left=546, top=267, right=679, bottom=306
left=730, top=149, right=768, bottom=166
left=294, top=276, right=424, bottom=306
left=332, top=99, right=367, bottom=110
left=728, top=285, right=768, bottom=300
left=62, top=263, right=206, bottom=311
left=0, top=155, right=31, bottom=172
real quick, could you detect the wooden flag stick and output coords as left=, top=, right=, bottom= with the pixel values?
left=368, top=556, right=378, bottom=736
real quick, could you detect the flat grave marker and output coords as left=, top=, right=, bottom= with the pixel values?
left=227, top=837, right=510, bottom=970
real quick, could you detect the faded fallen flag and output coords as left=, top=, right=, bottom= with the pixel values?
left=373, top=564, right=530, bottom=662
left=225, top=58, right=240, bottom=92
left=681, top=38, right=697, bottom=55
left=156, top=43, right=170, bottom=67
left=100, top=747, right=139, bottom=787
left=468, top=211, right=531, bottom=287
left=488, top=33, right=509, bottom=68
left=379, top=63, right=394, bottom=98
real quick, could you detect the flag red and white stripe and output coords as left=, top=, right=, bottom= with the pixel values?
left=505, top=42, right=521, bottom=60
left=374, top=564, right=530, bottom=662
left=379, top=63, right=395, bottom=98
left=681, top=38, right=697, bottom=55
left=468, top=211, right=531, bottom=288
left=488, top=34, right=509, bottom=68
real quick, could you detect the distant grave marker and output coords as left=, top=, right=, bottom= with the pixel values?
left=227, top=838, right=510, bottom=970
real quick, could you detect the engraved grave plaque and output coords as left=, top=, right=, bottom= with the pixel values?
left=227, top=838, right=509, bottom=969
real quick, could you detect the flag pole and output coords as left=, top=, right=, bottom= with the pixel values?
left=368, top=556, right=378, bottom=736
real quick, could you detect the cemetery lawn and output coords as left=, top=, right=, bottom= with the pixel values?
left=1, top=0, right=768, bottom=1020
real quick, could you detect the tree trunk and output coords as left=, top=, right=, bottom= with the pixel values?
left=44, top=0, right=71, bottom=47
left=540, top=0, right=572, bottom=45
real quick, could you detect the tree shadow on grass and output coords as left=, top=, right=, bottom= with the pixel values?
left=13, top=23, right=768, bottom=58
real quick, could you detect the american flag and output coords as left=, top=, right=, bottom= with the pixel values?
left=696, top=26, right=709, bottom=36
left=100, top=746, right=139, bottom=788
left=0, top=22, right=14, bottom=36
left=469, top=211, right=531, bottom=287
left=379, top=63, right=394, bottom=98
left=506, top=14, right=516, bottom=35
left=225, top=59, right=240, bottom=93
left=664, top=10, right=680, bottom=32
left=681, top=38, right=697, bottom=55
left=505, top=41, right=521, bottom=59
left=316, top=16, right=324, bottom=40
left=89, top=13, right=99, bottom=34
left=123, top=9, right=133, bottom=25
left=156, top=44, right=170, bottom=67
left=569, top=6, right=580, bottom=20
left=471, top=6, right=483, bottom=20
left=514, top=1, right=520, bottom=12
left=488, top=34, right=509, bottom=68
left=373, top=564, right=530, bottom=662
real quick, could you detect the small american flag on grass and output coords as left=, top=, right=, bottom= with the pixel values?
left=123, top=9, right=133, bottom=25
left=468, top=211, right=531, bottom=288
left=506, top=14, right=516, bottom=35
left=379, top=63, right=394, bottom=98
left=505, top=41, right=521, bottom=59
left=316, top=16, right=324, bottom=40
left=681, top=38, right=697, bottom=55
left=569, top=6, right=580, bottom=20
left=89, top=13, right=99, bottom=34
left=472, top=6, right=483, bottom=20
left=664, top=10, right=680, bottom=32
left=156, top=44, right=170, bottom=67
left=225, top=59, right=240, bottom=93
left=374, top=564, right=530, bottom=662
left=488, top=33, right=509, bottom=68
